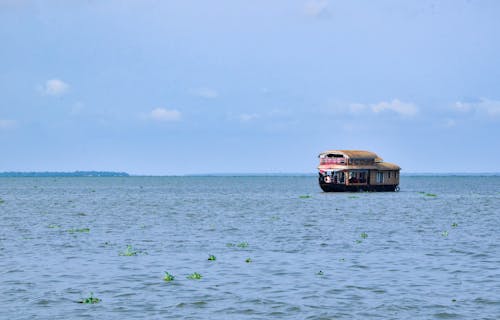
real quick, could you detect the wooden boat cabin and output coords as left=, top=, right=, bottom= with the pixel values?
left=318, top=150, right=400, bottom=192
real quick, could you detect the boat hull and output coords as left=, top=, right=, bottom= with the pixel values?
left=319, top=181, right=398, bottom=192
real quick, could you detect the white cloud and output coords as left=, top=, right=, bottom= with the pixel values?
left=304, top=0, right=329, bottom=18
left=149, top=108, right=181, bottom=122
left=453, top=98, right=500, bottom=117
left=40, top=79, right=69, bottom=96
left=370, top=99, right=418, bottom=117
left=453, top=101, right=472, bottom=112
left=190, top=87, right=218, bottom=99
left=239, top=113, right=260, bottom=122
left=328, top=99, right=418, bottom=117
left=0, top=119, right=17, bottom=130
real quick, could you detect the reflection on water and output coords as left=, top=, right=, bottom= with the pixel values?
left=0, top=176, right=499, bottom=319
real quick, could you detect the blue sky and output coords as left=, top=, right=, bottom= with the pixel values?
left=1, top=0, right=499, bottom=174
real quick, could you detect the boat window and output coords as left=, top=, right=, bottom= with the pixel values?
left=327, top=154, right=344, bottom=158
left=376, top=172, right=384, bottom=183
left=348, top=170, right=368, bottom=184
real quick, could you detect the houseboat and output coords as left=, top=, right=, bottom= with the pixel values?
left=318, top=150, right=400, bottom=192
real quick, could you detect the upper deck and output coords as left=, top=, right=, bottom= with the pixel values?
left=318, top=150, right=400, bottom=171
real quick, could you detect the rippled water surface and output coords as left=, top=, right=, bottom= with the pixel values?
left=1, top=176, right=499, bottom=319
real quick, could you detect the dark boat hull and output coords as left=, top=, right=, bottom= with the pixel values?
left=319, top=181, right=398, bottom=192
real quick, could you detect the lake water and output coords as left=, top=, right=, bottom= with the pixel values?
left=0, top=176, right=499, bottom=319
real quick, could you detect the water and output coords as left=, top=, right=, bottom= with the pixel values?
left=0, top=176, right=499, bottom=319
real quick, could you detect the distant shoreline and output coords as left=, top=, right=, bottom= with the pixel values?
left=0, top=172, right=498, bottom=177
left=0, top=171, right=129, bottom=177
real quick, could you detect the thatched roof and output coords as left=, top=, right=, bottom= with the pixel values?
left=317, top=149, right=400, bottom=171
left=375, top=162, right=401, bottom=170
left=319, top=150, right=382, bottom=161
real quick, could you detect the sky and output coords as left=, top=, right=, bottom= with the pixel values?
left=1, top=0, right=499, bottom=174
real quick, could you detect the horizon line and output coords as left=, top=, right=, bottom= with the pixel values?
left=1, top=171, right=499, bottom=177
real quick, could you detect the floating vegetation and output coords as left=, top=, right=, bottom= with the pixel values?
left=163, top=272, right=175, bottom=282
left=77, top=212, right=87, bottom=216
left=79, top=292, right=101, bottom=304
left=441, top=231, right=449, bottom=237
left=355, top=239, right=363, bottom=244
left=0, top=198, right=4, bottom=204
left=417, top=191, right=437, bottom=197
left=418, top=192, right=437, bottom=197
left=187, top=272, right=202, bottom=280
left=299, top=195, right=311, bottom=199
left=237, top=242, right=249, bottom=248
left=451, top=223, right=458, bottom=228
left=227, top=241, right=249, bottom=248
left=208, top=254, right=216, bottom=261
left=360, top=232, right=368, bottom=239
left=316, top=270, right=324, bottom=275
left=270, top=215, right=280, bottom=221
left=67, top=228, right=90, bottom=233
left=48, top=224, right=61, bottom=229
left=245, top=258, right=252, bottom=263
left=348, top=196, right=359, bottom=199
left=119, top=245, right=138, bottom=256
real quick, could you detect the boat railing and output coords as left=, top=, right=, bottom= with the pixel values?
left=320, top=158, right=346, bottom=165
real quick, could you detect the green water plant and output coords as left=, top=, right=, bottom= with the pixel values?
left=187, top=272, right=202, bottom=280
left=417, top=191, right=437, bottom=197
left=451, top=223, right=458, bottom=228
left=226, top=243, right=235, bottom=247
left=79, top=292, right=101, bottom=304
left=348, top=195, right=359, bottom=199
left=67, top=228, right=90, bottom=233
left=237, top=242, right=249, bottom=248
left=119, top=245, right=138, bottom=256
left=360, top=232, right=368, bottom=239
left=0, top=198, right=4, bottom=204
left=208, top=254, right=216, bottom=261
left=48, top=224, right=60, bottom=229
left=245, top=258, right=252, bottom=263
left=299, top=195, right=311, bottom=199
left=355, top=239, right=363, bottom=244
left=441, top=231, right=449, bottom=237
left=163, top=272, right=175, bottom=282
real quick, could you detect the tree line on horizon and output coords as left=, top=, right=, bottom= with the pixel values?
left=0, top=171, right=129, bottom=177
